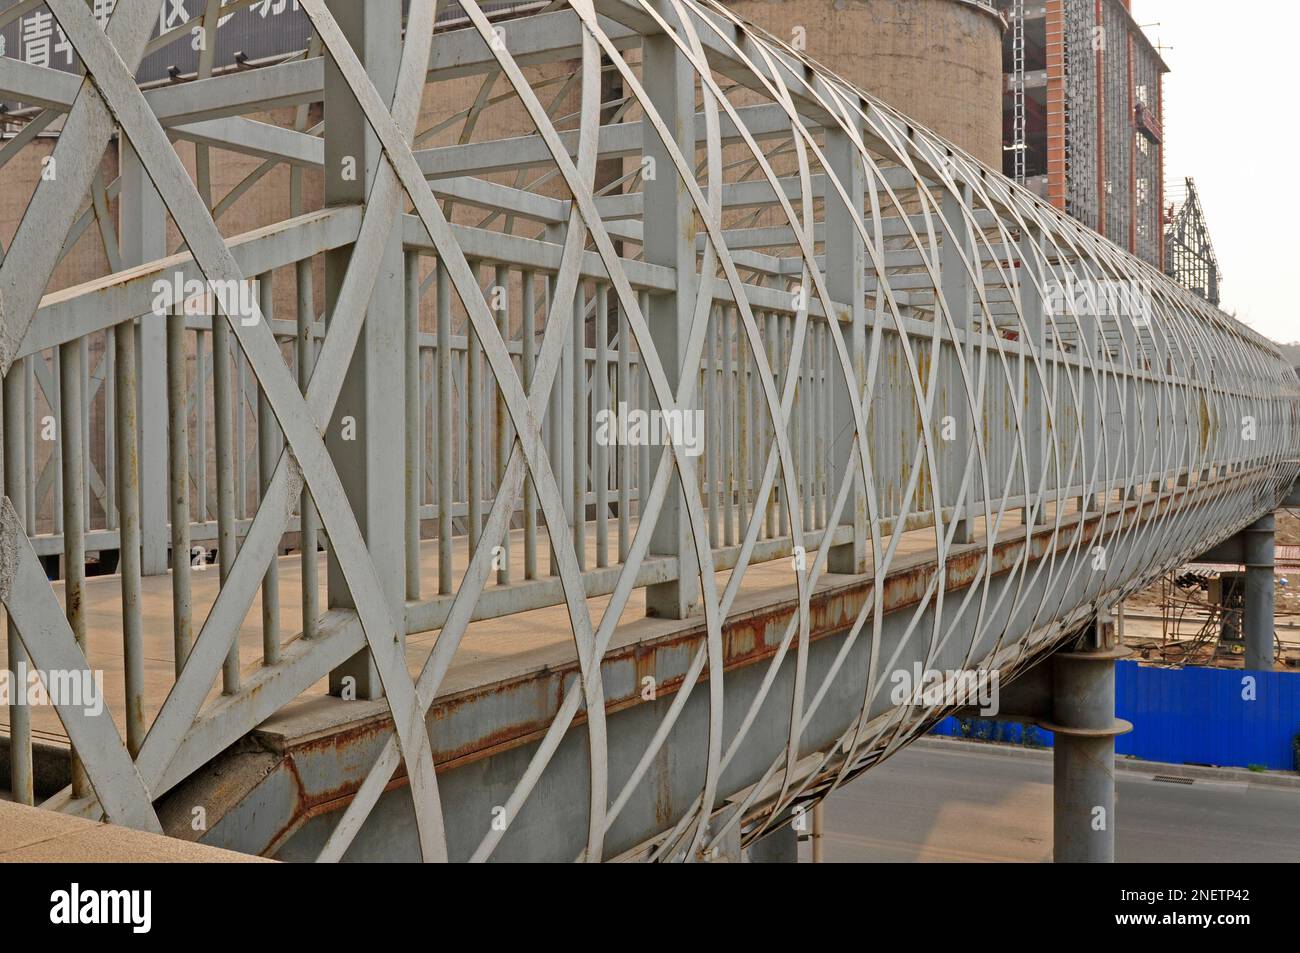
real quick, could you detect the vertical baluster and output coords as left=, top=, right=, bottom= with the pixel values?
left=780, top=313, right=793, bottom=539
left=4, top=360, right=33, bottom=805
left=818, top=322, right=829, bottom=529
left=212, top=303, right=239, bottom=693
left=522, top=270, right=538, bottom=580
left=52, top=352, right=63, bottom=540
left=61, top=339, right=87, bottom=793
left=437, top=261, right=454, bottom=595
left=494, top=263, right=511, bottom=584
left=540, top=271, right=556, bottom=577
left=194, top=327, right=206, bottom=524
left=548, top=274, right=561, bottom=577
left=296, top=257, right=319, bottom=637
left=115, top=320, right=145, bottom=752
left=425, top=337, right=434, bottom=523
left=722, top=306, right=735, bottom=547
left=458, top=345, right=467, bottom=526
left=562, top=284, right=575, bottom=559
left=637, top=289, right=651, bottom=522
left=405, top=251, right=422, bottom=600
left=572, top=284, right=586, bottom=571
left=737, top=307, right=750, bottom=538
left=617, top=296, right=631, bottom=563
left=237, top=347, right=247, bottom=521
left=80, top=336, right=91, bottom=527
left=764, top=311, right=778, bottom=539
left=705, top=310, right=719, bottom=547
left=167, top=304, right=193, bottom=672
left=256, top=273, right=280, bottom=665
left=467, top=260, right=482, bottom=552
left=24, top=360, right=35, bottom=534
left=106, top=334, right=118, bottom=531
left=795, top=327, right=806, bottom=535
left=595, top=283, right=609, bottom=568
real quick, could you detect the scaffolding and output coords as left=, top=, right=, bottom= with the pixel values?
left=1165, top=177, right=1222, bottom=306
left=1011, top=0, right=1027, bottom=184
left=1102, top=3, right=1130, bottom=249
left=1063, top=0, right=1099, bottom=230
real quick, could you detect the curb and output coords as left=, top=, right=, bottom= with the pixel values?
left=914, top=734, right=1300, bottom=790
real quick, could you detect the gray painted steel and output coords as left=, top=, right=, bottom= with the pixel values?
left=0, top=0, right=1296, bottom=862
left=1243, top=514, right=1276, bottom=672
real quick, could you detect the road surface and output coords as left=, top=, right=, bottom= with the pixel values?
left=801, top=739, right=1300, bottom=862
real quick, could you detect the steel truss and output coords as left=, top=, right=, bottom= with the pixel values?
left=0, top=0, right=1295, bottom=861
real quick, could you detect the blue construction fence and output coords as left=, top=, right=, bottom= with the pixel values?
left=931, top=660, right=1300, bottom=771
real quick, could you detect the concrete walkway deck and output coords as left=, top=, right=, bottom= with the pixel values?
left=2, top=499, right=1075, bottom=756
left=0, top=798, right=270, bottom=861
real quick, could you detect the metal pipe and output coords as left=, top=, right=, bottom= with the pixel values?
left=60, top=339, right=89, bottom=796
left=811, top=801, right=824, bottom=863
left=4, top=359, right=34, bottom=805
left=522, top=269, right=538, bottom=580
left=166, top=304, right=193, bottom=672
left=212, top=300, right=239, bottom=693
left=467, top=259, right=482, bottom=553
left=115, top=320, right=145, bottom=755
left=617, top=297, right=631, bottom=563
left=723, top=306, right=736, bottom=546
left=437, top=260, right=453, bottom=594
left=405, top=250, right=422, bottom=599
left=257, top=273, right=280, bottom=665
left=1043, top=618, right=1132, bottom=863
left=1243, top=513, right=1276, bottom=671
left=193, top=328, right=206, bottom=524
left=494, top=262, right=511, bottom=584
left=595, top=282, right=609, bottom=569
left=572, top=284, right=587, bottom=571
left=296, top=257, right=319, bottom=637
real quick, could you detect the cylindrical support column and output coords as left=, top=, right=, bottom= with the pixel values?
left=1039, top=618, right=1131, bottom=863
left=1243, top=514, right=1275, bottom=672
left=811, top=802, right=825, bottom=863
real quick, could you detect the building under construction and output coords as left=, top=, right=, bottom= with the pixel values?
left=995, top=0, right=1167, bottom=268
left=1164, top=177, right=1222, bottom=307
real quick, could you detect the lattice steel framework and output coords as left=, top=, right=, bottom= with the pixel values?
left=1063, top=0, right=1098, bottom=230
left=0, top=0, right=1296, bottom=862
left=1165, top=178, right=1220, bottom=308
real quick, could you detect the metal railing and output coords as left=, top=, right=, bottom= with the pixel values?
left=0, top=0, right=1296, bottom=861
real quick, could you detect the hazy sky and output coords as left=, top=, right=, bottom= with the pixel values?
left=1131, top=0, right=1298, bottom=345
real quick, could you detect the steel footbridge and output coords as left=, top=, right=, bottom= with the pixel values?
left=0, top=0, right=1296, bottom=862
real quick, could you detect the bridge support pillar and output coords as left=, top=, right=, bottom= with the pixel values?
left=1243, top=514, right=1276, bottom=672
left=324, top=0, right=406, bottom=700
left=642, top=19, right=700, bottom=619
left=826, top=120, right=867, bottom=574
left=1040, top=616, right=1131, bottom=863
